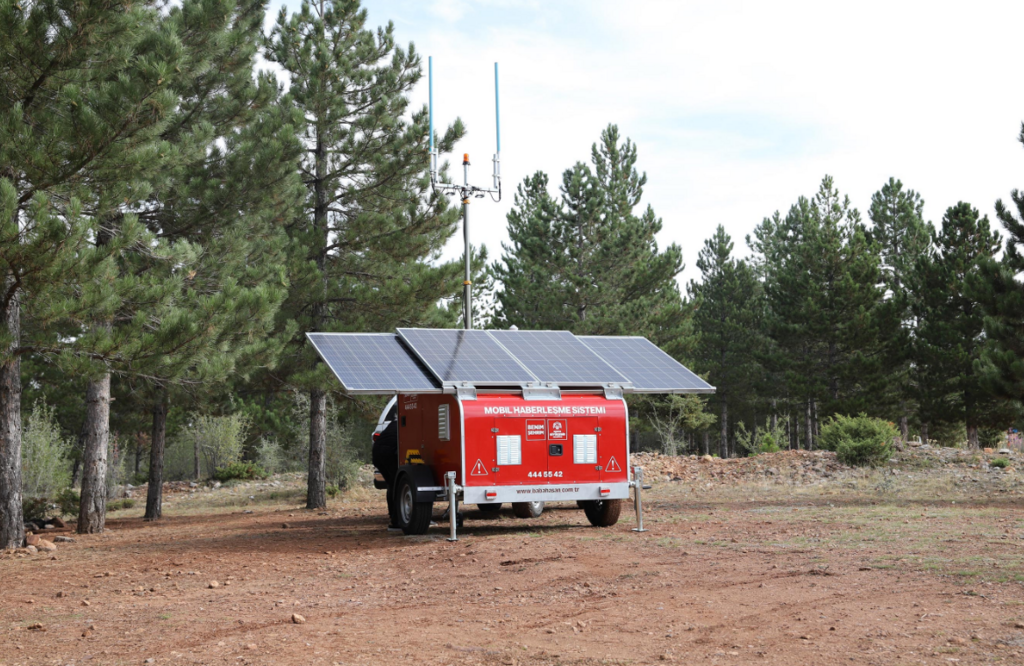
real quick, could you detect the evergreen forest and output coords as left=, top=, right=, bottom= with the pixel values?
left=4, top=0, right=1024, bottom=551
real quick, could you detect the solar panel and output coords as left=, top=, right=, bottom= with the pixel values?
left=578, top=336, right=714, bottom=394
left=396, top=328, right=537, bottom=385
left=306, top=333, right=441, bottom=394
left=487, top=330, right=630, bottom=385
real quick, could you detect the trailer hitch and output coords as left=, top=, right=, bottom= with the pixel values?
left=629, top=466, right=652, bottom=533
left=444, top=471, right=461, bottom=542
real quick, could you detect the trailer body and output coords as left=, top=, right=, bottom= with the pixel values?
left=397, top=392, right=629, bottom=504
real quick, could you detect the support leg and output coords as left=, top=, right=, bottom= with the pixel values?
left=632, top=466, right=648, bottom=533
left=446, top=471, right=458, bottom=542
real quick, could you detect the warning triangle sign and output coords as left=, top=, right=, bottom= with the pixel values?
left=605, top=456, right=622, bottom=473
left=471, top=459, right=488, bottom=476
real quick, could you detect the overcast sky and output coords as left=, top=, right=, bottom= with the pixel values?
left=273, top=0, right=1024, bottom=285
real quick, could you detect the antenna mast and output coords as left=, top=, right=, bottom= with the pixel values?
left=429, top=57, right=502, bottom=330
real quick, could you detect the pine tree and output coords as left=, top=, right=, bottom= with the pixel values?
left=750, top=176, right=884, bottom=447
left=973, top=125, right=1024, bottom=406
left=493, top=125, right=689, bottom=352
left=914, top=202, right=1009, bottom=448
left=868, top=178, right=931, bottom=439
left=687, top=226, right=763, bottom=458
left=266, top=0, right=467, bottom=509
left=0, top=0, right=189, bottom=547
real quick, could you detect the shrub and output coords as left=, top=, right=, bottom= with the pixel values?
left=168, top=413, right=251, bottom=480
left=22, top=496, right=50, bottom=523
left=325, top=483, right=340, bottom=498
left=991, top=457, right=1010, bottom=469
left=21, top=401, right=72, bottom=500
left=819, top=414, right=897, bottom=467
left=56, top=489, right=80, bottom=517
left=107, top=498, right=136, bottom=511
left=736, top=417, right=786, bottom=456
left=212, top=461, right=268, bottom=482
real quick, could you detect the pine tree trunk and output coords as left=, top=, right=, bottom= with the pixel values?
left=144, top=392, right=168, bottom=521
left=898, top=414, right=909, bottom=442
left=307, top=388, right=327, bottom=509
left=805, top=399, right=813, bottom=450
left=812, top=398, right=819, bottom=450
left=790, top=413, right=797, bottom=450
left=78, top=373, right=110, bottom=534
left=702, top=430, right=709, bottom=456
left=193, top=431, right=201, bottom=480
left=719, top=400, right=728, bottom=458
left=0, top=279, right=24, bottom=550
left=967, top=424, right=980, bottom=450
left=921, top=422, right=929, bottom=445
left=134, top=437, right=142, bottom=477
left=770, top=400, right=778, bottom=433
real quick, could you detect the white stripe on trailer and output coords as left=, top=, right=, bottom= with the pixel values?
left=463, top=482, right=629, bottom=504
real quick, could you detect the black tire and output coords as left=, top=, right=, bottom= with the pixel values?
left=395, top=475, right=432, bottom=535
left=512, top=501, right=545, bottom=519
left=477, top=503, right=502, bottom=514
left=581, top=499, right=622, bottom=527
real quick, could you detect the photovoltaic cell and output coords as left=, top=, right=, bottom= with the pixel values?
left=396, top=328, right=537, bottom=385
left=487, top=330, right=630, bottom=385
left=578, top=336, right=714, bottom=394
left=306, top=333, right=441, bottom=394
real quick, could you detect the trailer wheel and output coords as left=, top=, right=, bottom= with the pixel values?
left=581, top=499, right=622, bottom=527
left=477, top=503, right=502, bottom=514
left=512, top=501, right=545, bottom=519
left=395, top=475, right=432, bottom=535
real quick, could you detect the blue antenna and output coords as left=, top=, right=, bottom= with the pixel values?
left=427, top=58, right=503, bottom=330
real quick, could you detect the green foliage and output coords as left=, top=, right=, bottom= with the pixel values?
left=991, top=457, right=1010, bottom=469
left=325, top=484, right=341, bottom=498
left=107, top=498, right=136, bottom=512
left=819, top=414, right=897, bottom=466
left=56, top=489, right=80, bottom=518
left=22, top=497, right=51, bottom=523
left=20, top=402, right=72, bottom=500
left=212, top=462, right=268, bottom=482
left=492, top=125, right=691, bottom=353
left=634, top=394, right=715, bottom=456
left=974, top=125, right=1024, bottom=407
left=914, top=202, right=1012, bottom=447
left=735, top=417, right=786, bottom=455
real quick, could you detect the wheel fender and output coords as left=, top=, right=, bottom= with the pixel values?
left=395, top=464, right=438, bottom=503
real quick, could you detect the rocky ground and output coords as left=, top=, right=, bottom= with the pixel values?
left=4, top=448, right=1024, bottom=665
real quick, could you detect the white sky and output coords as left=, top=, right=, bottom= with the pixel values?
left=272, top=0, right=1024, bottom=285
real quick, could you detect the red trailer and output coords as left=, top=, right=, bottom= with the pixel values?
left=308, top=328, right=713, bottom=538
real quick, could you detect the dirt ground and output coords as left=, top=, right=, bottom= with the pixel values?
left=4, top=450, right=1024, bottom=665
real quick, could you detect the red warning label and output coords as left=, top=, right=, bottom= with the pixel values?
left=471, top=459, right=488, bottom=476
left=605, top=456, right=622, bottom=473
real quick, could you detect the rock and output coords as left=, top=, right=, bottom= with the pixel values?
left=54, top=536, right=75, bottom=543
left=56, top=590, right=66, bottom=598
left=1015, top=622, right=1024, bottom=629
left=291, top=613, right=306, bottom=624
left=189, top=482, right=198, bottom=488
left=25, top=533, right=40, bottom=547
left=145, top=659, right=155, bottom=664
left=999, top=448, right=1012, bottom=455
left=25, top=522, right=40, bottom=532
left=25, top=545, right=37, bottom=554
left=51, top=517, right=65, bottom=528
left=43, top=524, right=54, bottom=529
left=984, top=448, right=994, bottom=453
left=81, top=600, right=91, bottom=606
left=208, top=581, right=219, bottom=589
left=36, top=539, right=57, bottom=552
left=82, top=629, right=92, bottom=638
left=27, top=623, right=45, bottom=631
left=282, top=523, right=290, bottom=529
left=701, top=455, right=713, bottom=462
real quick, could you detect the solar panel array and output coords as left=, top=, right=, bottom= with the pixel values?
left=396, top=328, right=536, bottom=385
left=488, top=330, right=629, bottom=385
left=578, top=336, right=714, bottom=393
left=306, top=333, right=441, bottom=394
left=309, top=329, right=713, bottom=395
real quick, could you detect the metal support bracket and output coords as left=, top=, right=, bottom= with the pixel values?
left=455, top=385, right=477, bottom=400
left=522, top=384, right=561, bottom=401
left=630, top=466, right=650, bottom=533
left=445, top=471, right=460, bottom=541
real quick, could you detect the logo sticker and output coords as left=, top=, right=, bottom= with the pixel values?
left=526, top=419, right=546, bottom=440
left=547, top=419, right=567, bottom=441
left=605, top=456, right=622, bottom=473
left=471, top=459, right=488, bottom=476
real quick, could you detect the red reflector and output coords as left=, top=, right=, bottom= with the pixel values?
left=372, top=432, right=380, bottom=441
left=599, top=487, right=611, bottom=496
left=485, top=490, right=497, bottom=499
